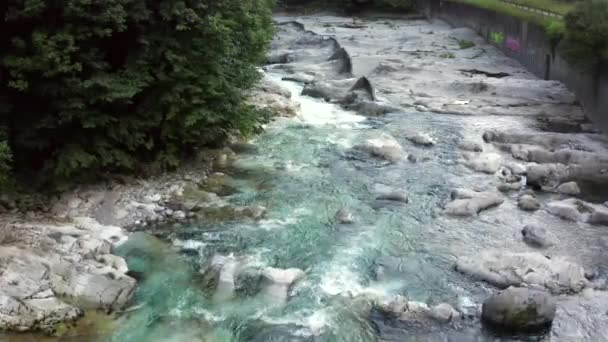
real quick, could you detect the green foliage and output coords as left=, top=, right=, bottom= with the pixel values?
left=545, top=20, right=566, bottom=48
left=458, top=40, right=476, bottom=49
left=561, top=0, right=608, bottom=70
left=1, top=0, right=275, bottom=185
left=0, top=140, right=12, bottom=188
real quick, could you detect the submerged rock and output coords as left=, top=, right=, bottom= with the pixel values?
left=518, top=194, right=541, bottom=211
left=458, top=140, right=483, bottom=152
left=407, top=133, right=436, bottom=147
left=444, top=189, right=503, bottom=216
left=261, top=267, right=305, bottom=303
left=522, top=225, right=552, bottom=248
left=482, top=287, right=556, bottom=331
left=456, top=251, right=588, bottom=294
left=335, top=208, right=355, bottom=224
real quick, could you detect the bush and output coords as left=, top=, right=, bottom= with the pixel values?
left=561, top=0, right=608, bottom=70
left=0, top=140, right=11, bottom=188
left=1, top=0, right=275, bottom=185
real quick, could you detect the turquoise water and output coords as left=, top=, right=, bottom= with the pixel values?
left=106, top=78, right=494, bottom=341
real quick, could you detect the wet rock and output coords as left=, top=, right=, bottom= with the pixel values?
left=459, top=140, right=483, bottom=152
left=546, top=198, right=608, bottom=225
left=444, top=189, right=503, bottom=216
left=335, top=208, right=355, bottom=224
left=50, top=259, right=136, bottom=310
left=358, top=134, right=404, bottom=163
left=429, top=303, right=459, bottom=323
left=0, top=292, right=83, bottom=333
left=522, top=225, right=552, bottom=248
left=261, top=267, right=305, bottom=302
left=518, top=194, right=541, bottom=211
left=210, top=255, right=241, bottom=302
left=463, top=152, right=503, bottom=174
left=456, top=251, right=588, bottom=294
left=376, top=191, right=409, bottom=203
left=377, top=296, right=458, bottom=324
left=526, top=163, right=569, bottom=189
left=482, top=287, right=556, bottom=331
left=556, top=181, right=581, bottom=196
left=407, top=133, right=436, bottom=147
left=497, top=182, right=522, bottom=193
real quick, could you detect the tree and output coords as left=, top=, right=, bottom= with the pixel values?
left=561, top=0, right=608, bottom=70
left=0, top=0, right=275, bottom=186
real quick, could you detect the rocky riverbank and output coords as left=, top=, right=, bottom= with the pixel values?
left=0, top=75, right=299, bottom=335
left=4, top=13, right=608, bottom=341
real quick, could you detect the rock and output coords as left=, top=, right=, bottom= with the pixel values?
left=518, top=195, right=541, bottom=211
left=546, top=198, right=608, bottom=225
left=0, top=292, right=83, bottom=333
left=522, top=225, right=552, bottom=248
left=556, top=182, right=581, bottom=196
left=172, top=210, right=186, bottom=220
left=459, top=140, right=483, bottom=152
left=408, top=133, right=435, bottom=146
left=456, top=251, right=588, bottom=294
left=335, top=208, right=355, bottom=224
left=430, top=303, right=459, bottom=322
left=444, top=189, right=503, bottom=216
left=209, top=255, right=241, bottom=302
left=497, top=182, right=522, bottom=193
left=261, top=267, right=305, bottom=303
left=482, top=287, right=556, bottom=331
left=359, top=134, right=404, bottom=163
left=49, top=259, right=136, bottom=310
left=376, top=191, right=409, bottom=203
left=463, top=152, right=503, bottom=174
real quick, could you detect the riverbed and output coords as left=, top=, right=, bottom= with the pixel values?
left=6, top=14, right=608, bottom=342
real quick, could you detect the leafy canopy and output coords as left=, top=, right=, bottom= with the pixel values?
left=0, top=0, right=275, bottom=186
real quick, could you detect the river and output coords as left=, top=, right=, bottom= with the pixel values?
left=6, top=14, right=608, bottom=342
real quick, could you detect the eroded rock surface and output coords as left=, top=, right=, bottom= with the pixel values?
left=456, top=251, right=588, bottom=294
left=444, top=189, right=503, bottom=216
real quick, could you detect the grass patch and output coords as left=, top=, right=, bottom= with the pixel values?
left=459, top=39, right=476, bottom=49
left=457, top=0, right=566, bottom=26
left=506, top=0, right=574, bottom=15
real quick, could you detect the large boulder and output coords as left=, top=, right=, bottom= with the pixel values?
left=335, top=208, right=355, bottom=224
left=482, top=287, right=556, bottom=331
left=444, top=189, right=503, bottom=216
left=456, top=251, right=588, bottom=294
left=546, top=198, right=608, bottom=225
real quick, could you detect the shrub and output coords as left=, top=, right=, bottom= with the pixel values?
left=561, top=0, right=608, bottom=70
left=1, top=0, right=275, bottom=185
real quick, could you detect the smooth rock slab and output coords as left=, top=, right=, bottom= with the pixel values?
left=482, top=287, right=556, bottom=331
left=546, top=198, right=608, bottom=225
left=556, top=181, right=581, bottom=196
left=444, top=189, right=503, bottom=216
left=456, top=251, right=588, bottom=294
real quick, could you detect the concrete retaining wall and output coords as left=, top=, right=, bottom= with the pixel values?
left=434, top=1, right=608, bottom=131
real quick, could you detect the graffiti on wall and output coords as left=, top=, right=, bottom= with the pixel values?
left=505, top=37, right=521, bottom=52
left=490, top=31, right=504, bottom=45
left=490, top=31, right=521, bottom=53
